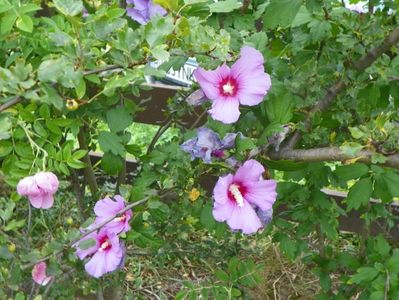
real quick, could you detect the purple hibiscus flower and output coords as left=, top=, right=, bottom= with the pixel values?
left=212, top=159, right=277, bottom=234
left=181, top=127, right=238, bottom=163
left=193, top=46, right=271, bottom=124
left=93, top=195, right=132, bottom=234
left=75, top=228, right=124, bottom=278
left=32, top=262, right=52, bottom=286
left=17, top=172, right=59, bottom=209
left=126, top=0, right=167, bottom=25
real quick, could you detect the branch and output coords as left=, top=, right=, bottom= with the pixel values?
left=283, top=27, right=399, bottom=150
left=0, top=95, right=21, bottom=112
left=78, top=124, right=99, bottom=197
left=268, top=147, right=399, bottom=169
left=22, top=197, right=149, bottom=270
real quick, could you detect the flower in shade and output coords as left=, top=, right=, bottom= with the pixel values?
left=181, top=127, right=239, bottom=163
left=346, top=3, right=366, bottom=13
left=32, top=262, right=52, bottom=286
left=75, top=228, right=123, bottom=278
left=212, top=159, right=277, bottom=234
left=193, top=46, right=271, bottom=124
left=256, top=207, right=273, bottom=227
left=126, top=0, right=167, bottom=25
left=93, top=195, right=132, bottom=234
left=17, top=172, right=59, bottom=209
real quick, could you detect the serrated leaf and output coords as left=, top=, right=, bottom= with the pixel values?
left=106, top=107, right=133, bottom=133
left=53, top=0, right=83, bottom=16
left=98, top=131, right=125, bottom=156
left=208, top=0, right=242, bottom=13
left=263, top=0, right=301, bottom=28
left=334, top=163, right=369, bottom=181
left=346, top=177, right=372, bottom=211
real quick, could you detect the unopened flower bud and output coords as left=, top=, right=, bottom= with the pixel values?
left=66, top=99, right=79, bottom=111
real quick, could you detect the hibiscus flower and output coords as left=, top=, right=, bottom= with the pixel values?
left=212, top=159, right=277, bottom=234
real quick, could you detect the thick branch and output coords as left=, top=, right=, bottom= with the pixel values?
left=284, top=27, right=399, bottom=150
left=268, top=147, right=399, bottom=169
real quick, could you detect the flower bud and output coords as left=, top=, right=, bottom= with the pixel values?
left=66, top=99, right=79, bottom=111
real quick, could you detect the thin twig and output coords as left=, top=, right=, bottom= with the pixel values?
left=147, top=118, right=173, bottom=154
left=0, top=95, right=21, bottom=112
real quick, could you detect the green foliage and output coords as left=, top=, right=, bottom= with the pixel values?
left=1, top=0, right=399, bottom=298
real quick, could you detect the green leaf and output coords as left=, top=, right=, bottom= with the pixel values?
left=292, top=6, right=312, bottom=27
left=346, top=177, right=373, bottom=211
left=339, top=142, right=364, bottom=157
left=208, top=0, right=242, bottom=13
left=98, top=131, right=125, bottom=156
left=349, top=267, right=379, bottom=284
left=16, top=15, right=33, bottom=33
left=4, top=219, right=25, bottom=231
left=1, top=12, right=17, bottom=34
left=78, top=238, right=96, bottom=250
left=38, top=59, right=64, bottom=82
left=106, top=107, right=133, bottom=133
left=214, top=269, right=230, bottom=282
left=53, top=0, right=83, bottom=16
left=263, top=0, right=302, bottom=29
left=101, top=151, right=124, bottom=175
left=153, top=0, right=178, bottom=10
left=334, top=163, right=369, bottom=181
left=245, top=32, right=268, bottom=53
left=382, top=171, right=399, bottom=197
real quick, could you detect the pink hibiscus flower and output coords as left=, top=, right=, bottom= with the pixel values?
left=75, top=228, right=123, bottom=278
left=32, top=262, right=52, bottom=286
left=93, top=195, right=132, bottom=234
left=212, top=159, right=277, bottom=234
left=17, top=172, right=59, bottom=209
left=193, top=46, right=271, bottom=124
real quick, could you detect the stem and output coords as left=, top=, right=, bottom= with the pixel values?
left=147, top=118, right=173, bottom=154
left=72, top=170, right=86, bottom=220
left=77, top=124, right=99, bottom=197
left=22, top=197, right=149, bottom=270
left=115, top=160, right=126, bottom=195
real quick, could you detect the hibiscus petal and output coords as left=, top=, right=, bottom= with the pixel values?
left=85, top=251, right=108, bottom=278
left=28, top=194, right=44, bottom=209
left=244, top=180, right=277, bottom=211
left=196, top=127, right=222, bottom=150
left=213, top=200, right=235, bottom=222
left=234, top=159, right=265, bottom=183
left=126, top=8, right=148, bottom=24
left=193, top=64, right=230, bottom=100
left=17, top=176, right=40, bottom=196
left=39, top=193, right=55, bottom=209
left=32, top=262, right=52, bottom=286
left=94, top=197, right=121, bottom=219
left=226, top=202, right=263, bottom=234
left=34, top=172, right=59, bottom=194
left=213, top=174, right=234, bottom=205
left=237, top=72, right=271, bottom=106
left=208, top=97, right=240, bottom=124
left=231, top=46, right=265, bottom=79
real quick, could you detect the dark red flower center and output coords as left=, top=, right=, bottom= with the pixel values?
left=211, top=149, right=225, bottom=158
left=219, top=76, right=238, bottom=97
left=227, top=182, right=247, bottom=206
left=98, top=236, right=112, bottom=252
